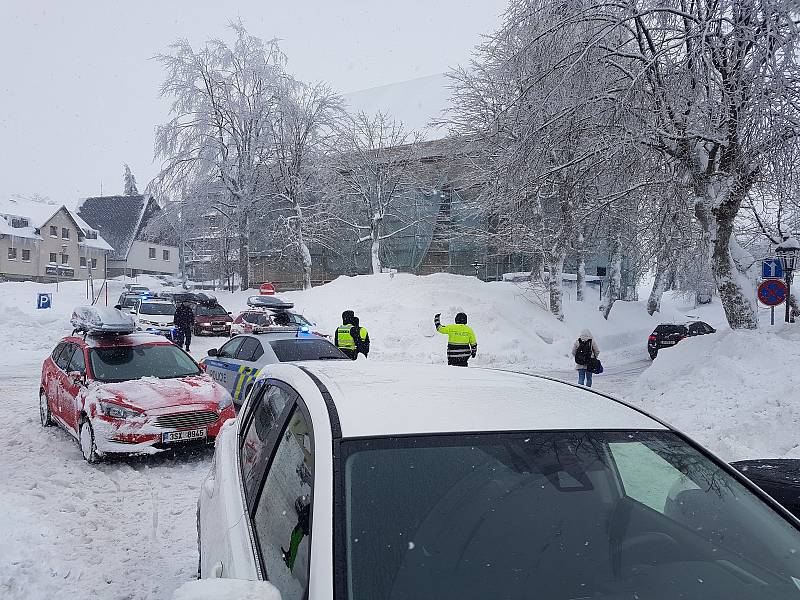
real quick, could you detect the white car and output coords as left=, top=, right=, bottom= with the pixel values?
left=193, top=362, right=800, bottom=600
left=132, top=298, right=176, bottom=335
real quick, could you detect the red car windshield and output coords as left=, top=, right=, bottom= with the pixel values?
left=196, top=305, right=229, bottom=317
left=89, top=344, right=201, bottom=383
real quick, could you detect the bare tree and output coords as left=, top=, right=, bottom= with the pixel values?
left=326, top=112, right=425, bottom=274
left=152, top=22, right=285, bottom=290
left=265, top=81, right=342, bottom=289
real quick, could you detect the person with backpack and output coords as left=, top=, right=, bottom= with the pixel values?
left=572, top=329, right=600, bottom=387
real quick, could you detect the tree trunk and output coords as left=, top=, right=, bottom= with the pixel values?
left=370, top=216, right=382, bottom=275
left=711, top=201, right=758, bottom=329
left=576, top=231, right=585, bottom=302
left=546, top=253, right=565, bottom=321
left=602, top=230, right=622, bottom=320
left=647, top=246, right=675, bottom=315
left=238, top=211, right=249, bottom=291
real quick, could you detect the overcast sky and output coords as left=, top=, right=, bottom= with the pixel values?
left=0, top=1, right=506, bottom=204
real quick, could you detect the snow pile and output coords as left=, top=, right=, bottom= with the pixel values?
left=276, top=273, right=677, bottom=370
left=629, top=327, right=800, bottom=461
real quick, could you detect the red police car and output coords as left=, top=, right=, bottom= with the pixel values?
left=39, top=306, right=235, bottom=463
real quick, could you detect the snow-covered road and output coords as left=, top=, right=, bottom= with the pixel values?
left=0, top=372, right=212, bottom=600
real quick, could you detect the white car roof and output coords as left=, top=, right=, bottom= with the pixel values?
left=265, top=362, right=667, bottom=438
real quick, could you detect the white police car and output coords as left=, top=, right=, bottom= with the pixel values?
left=199, top=331, right=346, bottom=407
left=186, top=362, right=800, bottom=600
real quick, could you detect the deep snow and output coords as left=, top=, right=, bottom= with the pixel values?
left=0, top=271, right=792, bottom=599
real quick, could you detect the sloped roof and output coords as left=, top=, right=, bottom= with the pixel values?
left=77, top=195, right=155, bottom=260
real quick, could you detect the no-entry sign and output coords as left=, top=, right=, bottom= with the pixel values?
left=758, top=278, right=788, bottom=306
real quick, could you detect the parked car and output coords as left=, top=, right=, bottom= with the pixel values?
left=194, top=302, right=234, bottom=336
left=732, top=459, right=800, bottom=519
left=200, top=332, right=347, bottom=406
left=123, top=283, right=151, bottom=294
left=40, top=306, right=235, bottom=462
left=116, top=291, right=145, bottom=312
left=648, top=321, right=716, bottom=359
left=132, top=298, right=176, bottom=335
left=230, top=296, right=328, bottom=338
left=194, top=362, right=800, bottom=599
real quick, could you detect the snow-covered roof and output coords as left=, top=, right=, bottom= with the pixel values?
left=343, top=74, right=452, bottom=141
left=267, top=362, right=666, bottom=438
left=0, top=196, right=111, bottom=249
left=77, top=195, right=172, bottom=259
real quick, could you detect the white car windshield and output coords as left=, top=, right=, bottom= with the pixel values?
left=138, top=303, right=176, bottom=316
left=339, top=430, right=800, bottom=600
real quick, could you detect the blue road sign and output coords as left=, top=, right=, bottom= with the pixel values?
left=37, top=293, right=52, bottom=310
left=762, top=258, right=784, bottom=279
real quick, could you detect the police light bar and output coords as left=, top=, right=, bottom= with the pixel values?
left=71, top=306, right=136, bottom=336
left=247, top=295, right=294, bottom=310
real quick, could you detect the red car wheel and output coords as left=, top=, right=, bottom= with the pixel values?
left=39, top=389, right=53, bottom=427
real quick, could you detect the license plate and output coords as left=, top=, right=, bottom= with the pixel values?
left=162, top=428, right=207, bottom=443
left=213, top=326, right=224, bottom=331
left=662, top=341, right=676, bottom=345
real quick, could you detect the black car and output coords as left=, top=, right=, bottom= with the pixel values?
left=732, top=460, right=800, bottom=519
left=647, top=321, right=715, bottom=359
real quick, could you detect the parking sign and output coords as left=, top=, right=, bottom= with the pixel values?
left=37, top=293, right=52, bottom=309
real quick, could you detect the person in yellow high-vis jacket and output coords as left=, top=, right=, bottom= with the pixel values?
left=434, top=312, right=477, bottom=366
left=335, top=310, right=370, bottom=360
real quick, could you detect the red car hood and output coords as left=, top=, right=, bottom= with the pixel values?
left=90, top=374, right=227, bottom=412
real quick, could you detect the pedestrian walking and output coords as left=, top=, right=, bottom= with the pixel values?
left=174, top=300, right=195, bottom=352
left=434, top=312, right=477, bottom=366
left=572, top=329, right=600, bottom=387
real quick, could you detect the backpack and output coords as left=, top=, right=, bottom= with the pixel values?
left=574, top=338, right=593, bottom=365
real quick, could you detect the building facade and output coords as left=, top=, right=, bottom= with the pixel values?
left=0, top=200, right=112, bottom=283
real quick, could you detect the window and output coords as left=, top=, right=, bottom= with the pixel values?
left=148, top=247, right=156, bottom=259
left=163, top=249, right=170, bottom=261
left=137, top=302, right=176, bottom=316
left=91, top=258, right=97, bottom=269
left=61, top=227, right=69, bottom=239
left=49, top=226, right=58, bottom=237
left=85, top=230, right=97, bottom=240
left=217, top=336, right=245, bottom=359
left=196, top=304, right=229, bottom=317
left=11, top=217, right=28, bottom=228
left=240, top=384, right=293, bottom=505
left=89, top=345, right=200, bottom=383
left=54, top=343, right=75, bottom=371
left=7, top=248, right=17, bottom=260
left=236, top=337, right=264, bottom=363
left=49, top=253, right=57, bottom=263
left=80, top=257, right=87, bottom=268
left=269, top=339, right=347, bottom=362
left=340, top=430, right=800, bottom=600
left=67, top=346, right=86, bottom=375
left=253, top=405, right=313, bottom=600
left=21, top=249, right=30, bottom=262
left=51, top=342, right=68, bottom=365
left=61, top=254, right=69, bottom=265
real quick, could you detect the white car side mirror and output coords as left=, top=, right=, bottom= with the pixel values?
left=172, top=579, right=282, bottom=600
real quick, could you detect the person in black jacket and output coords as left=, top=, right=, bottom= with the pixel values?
left=349, top=316, right=370, bottom=359
left=173, top=300, right=195, bottom=352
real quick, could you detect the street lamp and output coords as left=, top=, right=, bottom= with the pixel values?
left=775, top=235, right=800, bottom=323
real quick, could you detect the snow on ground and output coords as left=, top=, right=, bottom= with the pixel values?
left=0, top=271, right=790, bottom=599
left=630, top=324, right=800, bottom=462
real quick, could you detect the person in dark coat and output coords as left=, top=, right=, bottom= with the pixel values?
left=173, top=300, right=195, bottom=352
left=349, top=316, right=370, bottom=359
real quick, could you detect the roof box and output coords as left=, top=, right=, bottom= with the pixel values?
left=71, top=306, right=136, bottom=335
left=247, top=295, right=294, bottom=310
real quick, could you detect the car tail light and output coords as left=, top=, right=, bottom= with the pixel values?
left=198, top=362, right=207, bottom=372
left=648, top=335, right=656, bottom=342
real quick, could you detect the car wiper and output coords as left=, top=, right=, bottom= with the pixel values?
left=317, top=356, right=348, bottom=360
